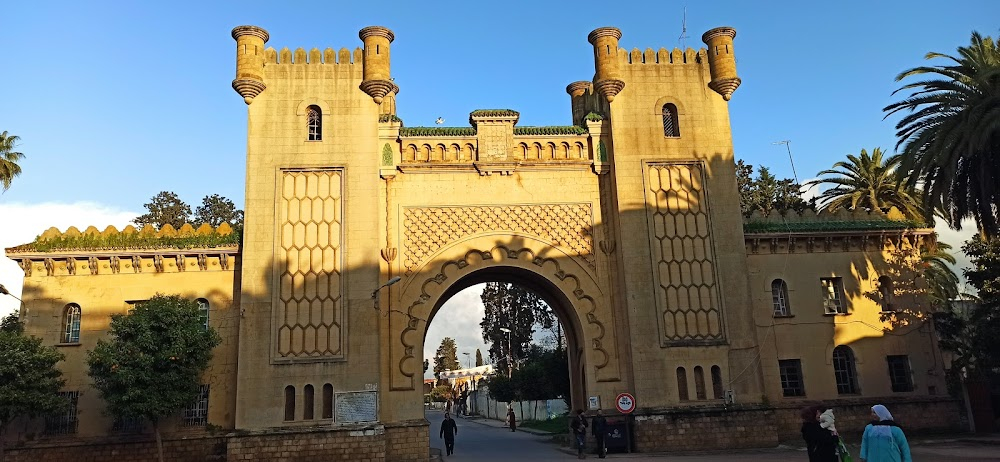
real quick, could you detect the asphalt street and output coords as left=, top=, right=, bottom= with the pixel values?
left=426, top=410, right=1000, bottom=461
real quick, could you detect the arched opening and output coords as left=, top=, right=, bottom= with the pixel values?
left=832, top=345, right=860, bottom=395
left=306, top=105, right=322, bottom=141
left=877, top=275, right=894, bottom=312
left=283, top=385, right=295, bottom=421
left=771, top=279, right=790, bottom=316
left=303, top=384, right=314, bottom=420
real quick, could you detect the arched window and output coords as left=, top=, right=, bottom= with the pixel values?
left=662, top=103, right=680, bottom=137
left=711, top=365, right=724, bottom=399
left=322, top=384, right=333, bottom=419
left=693, top=366, right=707, bottom=400
left=771, top=279, right=791, bottom=316
left=62, top=304, right=81, bottom=343
left=284, top=386, right=296, bottom=421
left=307, top=105, right=322, bottom=141
left=303, top=385, right=314, bottom=420
left=197, top=298, right=209, bottom=330
left=878, top=276, right=895, bottom=312
left=832, top=346, right=859, bottom=395
left=676, top=367, right=689, bottom=401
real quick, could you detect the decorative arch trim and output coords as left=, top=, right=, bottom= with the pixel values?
left=295, top=99, right=332, bottom=116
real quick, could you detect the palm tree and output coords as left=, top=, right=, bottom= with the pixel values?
left=884, top=32, right=1000, bottom=236
left=920, top=239, right=961, bottom=309
left=805, top=148, right=925, bottom=220
left=0, top=131, right=25, bottom=192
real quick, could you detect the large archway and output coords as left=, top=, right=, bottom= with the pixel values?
left=381, top=234, right=622, bottom=423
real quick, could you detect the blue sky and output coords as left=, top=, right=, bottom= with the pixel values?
left=1, top=0, right=994, bottom=368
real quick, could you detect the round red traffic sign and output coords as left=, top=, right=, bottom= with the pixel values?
left=615, top=393, right=636, bottom=414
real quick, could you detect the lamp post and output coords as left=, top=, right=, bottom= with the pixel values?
left=463, top=352, right=471, bottom=369
left=371, top=276, right=402, bottom=310
left=499, top=327, right=513, bottom=377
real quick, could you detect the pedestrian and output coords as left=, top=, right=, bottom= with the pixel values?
left=860, top=404, right=911, bottom=462
left=440, top=412, right=458, bottom=456
left=591, top=409, right=607, bottom=458
left=507, top=406, right=517, bottom=432
left=570, top=409, right=589, bottom=459
left=801, top=405, right=840, bottom=462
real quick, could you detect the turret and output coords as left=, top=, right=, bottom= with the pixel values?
left=566, top=81, right=591, bottom=125
left=359, top=26, right=399, bottom=104
left=701, top=27, right=741, bottom=101
left=231, top=25, right=269, bottom=105
left=587, top=27, right=625, bottom=103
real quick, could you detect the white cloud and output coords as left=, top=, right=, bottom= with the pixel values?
left=0, top=202, right=139, bottom=317
left=424, top=284, right=488, bottom=379
left=933, top=218, right=979, bottom=292
left=799, top=177, right=822, bottom=201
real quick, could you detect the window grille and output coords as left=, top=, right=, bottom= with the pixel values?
left=197, top=299, right=209, bottom=330
left=771, top=279, right=791, bottom=316
left=887, top=355, right=914, bottom=392
left=307, top=106, right=322, bottom=141
left=62, top=304, right=81, bottom=343
left=693, top=366, right=707, bottom=400
left=662, top=104, right=680, bottom=137
left=878, top=276, right=895, bottom=312
left=833, top=346, right=859, bottom=394
left=821, top=278, right=847, bottom=314
left=778, top=359, right=805, bottom=397
left=183, top=385, right=210, bottom=426
left=45, top=391, right=79, bottom=435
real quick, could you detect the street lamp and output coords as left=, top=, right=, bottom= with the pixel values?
left=463, top=352, right=471, bottom=369
left=371, top=276, right=402, bottom=310
left=499, top=327, right=513, bottom=377
left=0, top=284, right=21, bottom=303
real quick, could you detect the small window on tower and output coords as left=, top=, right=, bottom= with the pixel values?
left=307, top=105, right=322, bottom=141
left=662, top=104, right=680, bottom=137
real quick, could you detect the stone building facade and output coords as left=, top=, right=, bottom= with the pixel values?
left=3, top=23, right=962, bottom=461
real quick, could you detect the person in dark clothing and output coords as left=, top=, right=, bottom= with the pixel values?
left=507, top=407, right=517, bottom=432
left=440, top=412, right=458, bottom=456
left=591, top=409, right=608, bottom=458
left=801, top=405, right=840, bottom=462
left=570, top=409, right=589, bottom=459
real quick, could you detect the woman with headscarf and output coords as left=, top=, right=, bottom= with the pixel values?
left=860, top=404, right=911, bottom=462
left=801, top=405, right=839, bottom=462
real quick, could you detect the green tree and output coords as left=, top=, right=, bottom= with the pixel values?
left=0, top=328, right=66, bottom=461
left=736, top=160, right=810, bottom=217
left=805, top=148, right=924, bottom=220
left=194, top=194, right=244, bottom=228
left=475, top=348, right=483, bottom=367
left=423, top=359, right=429, bottom=374
left=884, top=32, right=1000, bottom=236
left=133, top=191, right=192, bottom=230
left=432, top=337, right=460, bottom=377
left=0, top=313, right=23, bottom=335
left=480, top=283, right=552, bottom=375
left=0, top=131, right=25, bottom=192
left=920, top=239, right=961, bottom=309
left=86, top=294, right=221, bottom=462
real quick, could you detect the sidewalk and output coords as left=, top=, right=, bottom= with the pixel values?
left=456, top=412, right=557, bottom=436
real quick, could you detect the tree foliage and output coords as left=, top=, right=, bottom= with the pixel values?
left=805, top=148, right=925, bottom=220
left=0, top=327, right=66, bottom=459
left=884, top=32, right=1000, bottom=236
left=475, top=348, right=484, bottom=367
left=0, top=131, right=25, bottom=192
left=0, top=312, right=23, bottom=335
left=480, top=283, right=553, bottom=374
left=736, top=160, right=811, bottom=217
left=934, top=237, right=1000, bottom=381
left=432, top=337, right=460, bottom=377
left=86, top=294, right=221, bottom=462
left=133, top=191, right=192, bottom=230
left=484, top=345, right=569, bottom=407
left=194, top=194, right=244, bottom=228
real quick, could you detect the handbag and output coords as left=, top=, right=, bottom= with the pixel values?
left=837, top=438, right=853, bottom=462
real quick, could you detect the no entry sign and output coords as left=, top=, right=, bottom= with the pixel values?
left=615, top=393, right=636, bottom=414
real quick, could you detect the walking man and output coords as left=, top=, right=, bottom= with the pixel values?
left=440, top=412, right=458, bottom=456
left=592, top=409, right=607, bottom=458
left=570, top=409, right=589, bottom=459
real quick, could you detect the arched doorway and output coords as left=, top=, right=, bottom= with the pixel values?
left=382, top=236, right=621, bottom=424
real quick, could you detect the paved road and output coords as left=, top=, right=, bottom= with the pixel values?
left=427, top=410, right=1000, bottom=461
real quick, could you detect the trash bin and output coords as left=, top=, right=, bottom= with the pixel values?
left=603, top=417, right=630, bottom=453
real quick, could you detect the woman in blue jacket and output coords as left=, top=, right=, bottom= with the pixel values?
left=860, top=404, right=911, bottom=462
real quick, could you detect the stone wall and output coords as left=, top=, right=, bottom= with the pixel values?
left=772, top=396, right=965, bottom=442
left=5, top=423, right=432, bottom=462
left=632, top=405, right=778, bottom=452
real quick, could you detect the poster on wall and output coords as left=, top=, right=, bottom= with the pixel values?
left=335, top=391, right=378, bottom=423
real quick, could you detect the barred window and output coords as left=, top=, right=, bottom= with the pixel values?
left=676, top=367, right=689, bottom=401
left=45, top=391, right=79, bottom=435
left=771, top=279, right=791, bottom=316
left=878, top=276, right=895, bottom=312
left=833, top=346, right=860, bottom=394
left=307, top=105, right=322, bottom=141
left=887, top=355, right=914, bottom=392
left=112, top=415, right=145, bottom=434
left=197, top=298, right=210, bottom=331
left=662, top=104, right=680, bottom=137
left=183, top=385, right=210, bottom=426
left=778, top=359, right=805, bottom=397
left=821, top=278, right=847, bottom=314
left=693, top=366, right=707, bottom=400
left=62, top=304, right=81, bottom=343
left=711, top=365, right=724, bottom=399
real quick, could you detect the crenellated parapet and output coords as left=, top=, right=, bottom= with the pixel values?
left=6, top=223, right=240, bottom=277
left=263, top=46, right=363, bottom=65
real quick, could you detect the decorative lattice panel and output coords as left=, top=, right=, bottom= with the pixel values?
left=402, top=204, right=594, bottom=274
left=645, top=162, right=725, bottom=345
left=275, top=170, right=344, bottom=359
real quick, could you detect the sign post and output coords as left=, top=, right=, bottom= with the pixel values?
left=615, top=393, right=635, bottom=414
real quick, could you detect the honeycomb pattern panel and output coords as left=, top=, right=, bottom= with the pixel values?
left=402, top=204, right=594, bottom=274
left=645, top=162, right=725, bottom=345
left=276, top=170, right=344, bottom=359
